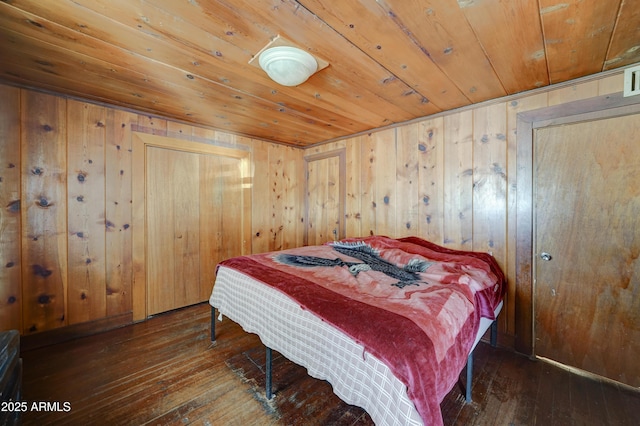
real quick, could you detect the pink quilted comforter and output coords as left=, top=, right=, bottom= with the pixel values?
left=218, top=236, right=505, bottom=425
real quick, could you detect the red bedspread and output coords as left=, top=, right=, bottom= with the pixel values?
left=218, top=236, right=505, bottom=425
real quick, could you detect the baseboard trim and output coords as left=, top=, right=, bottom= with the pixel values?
left=20, top=312, right=133, bottom=352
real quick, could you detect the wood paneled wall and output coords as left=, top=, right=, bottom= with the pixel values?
left=304, top=72, right=624, bottom=339
left=0, top=85, right=304, bottom=336
left=0, top=70, right=624, bottom=340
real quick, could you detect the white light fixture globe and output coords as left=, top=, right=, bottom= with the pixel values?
left=258, top=46, right=319, bottom=86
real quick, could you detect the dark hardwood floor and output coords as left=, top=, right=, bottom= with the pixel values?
left=20, top=303, right=639, bottom=425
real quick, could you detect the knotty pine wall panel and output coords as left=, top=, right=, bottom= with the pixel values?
left=308, top=72, right=624, bottom=339
left=252, top=141, right=305, bottom=253
left=443, top=110, right=474, bottom=249
left=269, top=144, right=287, bottom=244
left=373, top=129, right=398, bottom=238
left=396, top=124, right=420, bottom=238
left=359, top=136, right=377, bottom=238
left=0, top=84, right=304, bottom=336
left=472, top=102, right=508, bottom=267
left=21, top=91, right=68, bottom=334
left=344, top=135, right=363, bottom=238
left=416, top=118, right=444, bottom=242
left=67, top=101, right=107, bottom=325
left=0, top=85, right=21, bottom=332
left=104, top=109, right=136, bottom=317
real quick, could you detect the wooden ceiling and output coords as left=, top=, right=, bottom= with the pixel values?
left=1, top=0, right=639, bottom=147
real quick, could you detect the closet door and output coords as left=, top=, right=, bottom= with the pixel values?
left=132, top=133, right=251, bottom=318
left=146, top=146, right=201, bottom=315
left=534, top=113, right=640, bottom=387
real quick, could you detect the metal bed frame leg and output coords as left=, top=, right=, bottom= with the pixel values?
left=465, top=351, right=473, bottom=403
left=265, top=347, right=273, bottom=400
left=490, top=319, right=498, bottom=347
left=465, top=318, right=498, bottom=403
left=210, top=306, right=216, bottom=344
left=212, top=306, right=274, bottom=400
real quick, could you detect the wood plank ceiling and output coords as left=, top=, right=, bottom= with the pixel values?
left=1, top=0, right=639, bottom=146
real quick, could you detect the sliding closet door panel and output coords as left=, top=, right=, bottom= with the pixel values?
left=146, top=146, right=201, bottom=315
left=198, top=154, right=245, bottom=300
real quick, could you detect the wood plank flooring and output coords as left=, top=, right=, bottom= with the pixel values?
left=20, top=303, right=639, bottom=425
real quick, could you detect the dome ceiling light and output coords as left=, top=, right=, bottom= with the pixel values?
left=259, top=46, right=317, bottom=86
left=249, top=35, right=329, bottom=87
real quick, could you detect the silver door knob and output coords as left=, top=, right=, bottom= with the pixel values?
left=540, top=252, right=553, bottom=261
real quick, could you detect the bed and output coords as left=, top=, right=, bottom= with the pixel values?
left=209, top=236, right=506, bottom=425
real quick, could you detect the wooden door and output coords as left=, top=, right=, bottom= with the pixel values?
left=146, top=146, right=200, bottom=315
left=534, top=113, right=640, bottom=387
left=132, top=133, right=251, bottom=318
left=305, top=151, right=345, bottom=246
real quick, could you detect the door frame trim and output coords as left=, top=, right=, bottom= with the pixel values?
left=131, top=132, right=252, bottom=321
left=303, top=149, right=346, bottom=246
left=515, top=92, right=640, bottom=354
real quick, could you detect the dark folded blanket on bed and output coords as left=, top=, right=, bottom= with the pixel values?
left=218, top=236, right=505, bottom=425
